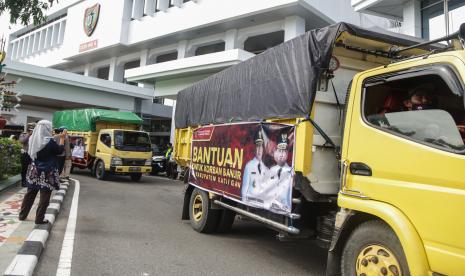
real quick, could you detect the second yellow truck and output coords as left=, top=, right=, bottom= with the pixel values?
left=53, top=109, right=152, bottom=181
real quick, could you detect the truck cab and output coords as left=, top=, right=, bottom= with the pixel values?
left=332, top=50, right=465, bottom=276
left=94, top=129, right=152, bottom=181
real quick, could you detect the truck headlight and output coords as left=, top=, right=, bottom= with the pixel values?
left=145, top=159, right=152, bottom=166
left=111, top=157, right=123, bottom=166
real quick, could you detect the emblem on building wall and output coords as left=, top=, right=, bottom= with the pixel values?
left=83, top=3, right=100, bottom=37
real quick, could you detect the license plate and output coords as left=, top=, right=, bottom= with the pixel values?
left=129, top=167, right=141, bottom=172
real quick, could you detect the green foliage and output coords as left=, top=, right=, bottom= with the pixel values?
left=1, top=0, right=58, bottom=26
left=0, top=138, right=21, bottom=180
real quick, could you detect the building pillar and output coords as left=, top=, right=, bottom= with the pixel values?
left=138, top=49, right=155, bottom=89
left=224, top=29, right=238, bottom=50
left=39, top=29, right=46, bottom=51
left=22, top=37, right=28, bottom=57
left=17, top=40, right=23, bottom=59
left=109, top=58, right=124, bottom=82
left=284, top=16, right=305, bottom=41
left=140, top=49, right=149, bottom=66
left=58, top=21, right=66, bottom=45
left=402, top=0, right=421, bottom=37
left=172, top=0, right=183, bottom=8
left=144, top=0, right=156, bottom=16
left=84, top=64, right=97, bottom=78
left=157, top=0, right=169, bottom=11
left=177, top=40, right=188, bottom=59
left=27, top=35, right=33, bottom=55
left=45, top=26, right=53, bottom=49
left=33, top=33, right=40, bottom=53
left=132, top=0, right=145, bottom=19
left=170, top=102, right=176, bottom=144
left=9, top=42, right=16, bottom=60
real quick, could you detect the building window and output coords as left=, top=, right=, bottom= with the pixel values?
left=244, top=31, right=284, bottom=55
left=97, top=66, right=110, bottom=80
left=151, top=119, right=172, bottom=133
left=156, top=52, right=178, bottom=63
left=153, top=97, right=164, bottom=104
left=421, top=0, right=465, bottom=39
left=195, top=42, right=225, bottom=56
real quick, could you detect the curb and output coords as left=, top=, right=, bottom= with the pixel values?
left=3, top=180, right=72, bottom=276
left=0, top=175, right=21, bottom=193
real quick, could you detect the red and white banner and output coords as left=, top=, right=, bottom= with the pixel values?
left=189, top=122, right=295, bottom=215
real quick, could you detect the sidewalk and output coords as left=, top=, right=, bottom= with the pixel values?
left=0, top=187, right=38, bottom=273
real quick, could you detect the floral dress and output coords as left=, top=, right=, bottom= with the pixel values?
left=26, top=140, right=64, bottom=191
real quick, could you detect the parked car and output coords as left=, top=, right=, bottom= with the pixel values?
left=151, top=145, right=166, bottom=176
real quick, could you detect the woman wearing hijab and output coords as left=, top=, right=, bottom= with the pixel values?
left=19, top=120, right=65, bottom=224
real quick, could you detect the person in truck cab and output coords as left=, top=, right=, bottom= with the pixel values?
left=401, top=84, right=434, bottom=111
left=379, top=84, right=434, bottom=115
left=378, top=83, right=465, bottom=145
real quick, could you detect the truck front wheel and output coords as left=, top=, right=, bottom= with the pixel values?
left=341, top=220, right=410, bottom=276
left=189, top=188, right=219, bottom=233
left=95, top=161, right=107, bottom=180
left=130, top=173, right=142, bottom=182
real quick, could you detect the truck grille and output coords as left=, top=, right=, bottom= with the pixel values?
left=122, top=158, right=146, bottom=166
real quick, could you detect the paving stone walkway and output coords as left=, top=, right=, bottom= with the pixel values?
left=0, top=188, right=38, bottom=273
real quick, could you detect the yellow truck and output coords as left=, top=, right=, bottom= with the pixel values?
left=173, top=22, right=465, bottom=275
left=53, top=109, right=152, bottom=181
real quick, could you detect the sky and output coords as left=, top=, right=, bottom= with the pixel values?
left=0, top=13, right=13, bottom=44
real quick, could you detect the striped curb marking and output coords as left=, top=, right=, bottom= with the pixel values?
left=4, top=180, right=72, bottom=276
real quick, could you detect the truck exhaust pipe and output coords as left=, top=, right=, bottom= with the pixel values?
left=213, top=200, right=300, bottom=235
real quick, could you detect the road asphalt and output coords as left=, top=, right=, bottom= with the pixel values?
left=33, top=170, right=327, bottom=275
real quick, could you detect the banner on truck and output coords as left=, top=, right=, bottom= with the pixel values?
left=70, top=136, right=86, bottom=159
left=189, top=122, right=295, bottom=215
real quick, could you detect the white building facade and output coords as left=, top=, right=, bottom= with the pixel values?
left=352, top=0, right=465, bottom=39
left=7, top=0, right=392, bottom=144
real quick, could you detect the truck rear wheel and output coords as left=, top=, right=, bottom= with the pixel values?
left=189, top=188, right=219, bottom=233
left=95, top=161, right=107, bottom=180
left=130, top=173, right=142, bottom=182
left=341, top=220, right=409, bottom=276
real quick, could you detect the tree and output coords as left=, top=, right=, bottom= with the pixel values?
left=0, top=0, right=58, bottom=26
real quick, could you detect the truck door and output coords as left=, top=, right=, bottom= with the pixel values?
left=97, top=132, right=112, bottom=169
left=343, top=60, right=465, bottom=275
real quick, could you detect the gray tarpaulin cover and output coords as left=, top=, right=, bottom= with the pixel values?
left=175, top=22, right=434, bottom=128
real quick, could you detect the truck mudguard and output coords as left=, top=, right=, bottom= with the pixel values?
left=337, top=195, right=430, bottom=276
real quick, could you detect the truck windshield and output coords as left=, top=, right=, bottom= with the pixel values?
left=368, top=110, right=465, bottom=153
left=114, top=131, right=151, bottom=152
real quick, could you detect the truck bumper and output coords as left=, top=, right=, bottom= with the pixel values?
left=110, top=166, right=152, bottom=174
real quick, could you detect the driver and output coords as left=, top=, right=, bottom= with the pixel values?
left=401, top=84, right=434, bottom=111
